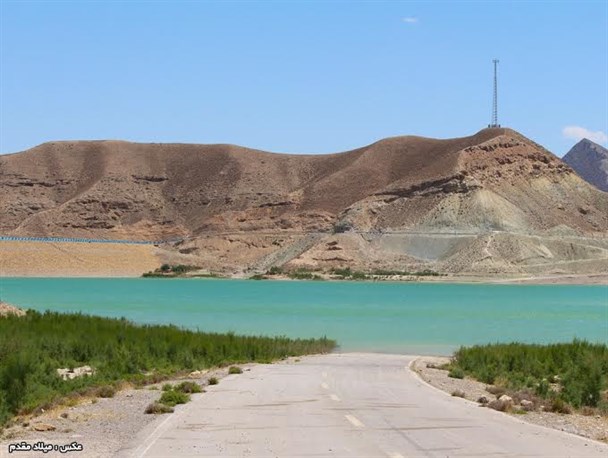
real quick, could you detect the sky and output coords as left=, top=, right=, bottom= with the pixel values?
left=1, top=1, right=606, bottom=157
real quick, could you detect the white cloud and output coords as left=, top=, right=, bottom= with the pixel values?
left=402, top=17, right=419, bottom=24
left=562, top=125, right=607, bottom=144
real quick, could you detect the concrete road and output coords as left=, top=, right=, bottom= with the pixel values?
left=119, top=353, right=608, bottom=458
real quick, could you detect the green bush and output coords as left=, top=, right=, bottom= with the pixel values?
left=175, top=381, right=202, bottom=394
left=287, top=269, right=322, bottom=280
left=208, top=377, right=219, bottom=385
left=159, top=390, right=190, bottom=407
left=161, top=383, right=173, bottom=392
left=228, top=366, right=243, bottom=375
left=450, top=340, right=608, bottom=409
left=144, top=402, right=174, bottom=414
left=448, top=367, right=465, bottom=379
left=0, top=310, right=336, bottom=427
left=267, top=266, right=283, bottom=275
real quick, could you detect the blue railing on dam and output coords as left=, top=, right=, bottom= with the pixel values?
left=0, top=235, right=180, bottom=245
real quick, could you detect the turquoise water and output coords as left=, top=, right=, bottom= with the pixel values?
left=1, top=278, right=606, bottom=355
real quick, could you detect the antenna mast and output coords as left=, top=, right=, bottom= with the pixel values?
left=489, top=59, right=500, bottom=128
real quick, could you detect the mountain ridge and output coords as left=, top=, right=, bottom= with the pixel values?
left=563, top=138, right=608, bottom=192
left=1, top=127, right=607, bottom=276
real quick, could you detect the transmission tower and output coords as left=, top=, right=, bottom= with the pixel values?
left=489, top=59, right=500, bottom=128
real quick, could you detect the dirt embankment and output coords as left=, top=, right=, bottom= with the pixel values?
left=0, top=241, right=160, bottom=277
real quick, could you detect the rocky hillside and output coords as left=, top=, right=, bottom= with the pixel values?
left=563, top=138, right=608, bottom=192
left=1, top=128, right=607, bottom=276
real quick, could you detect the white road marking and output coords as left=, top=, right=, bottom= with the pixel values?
left=330, top=394, right=341, bottom=401
left=320, top=382, right=329, bottom=390
left=131, top=413, right=176, bottom=458
left=344, top=414, right=365, bottom=428
left=387, top=452, right=404, bottom=458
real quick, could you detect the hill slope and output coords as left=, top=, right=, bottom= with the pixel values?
left=1, top=128, right=606, bottom=277
left=563, top=138, right=608, bottom=192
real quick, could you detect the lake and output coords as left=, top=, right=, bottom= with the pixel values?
left=1, top=278, right=606, bottom=355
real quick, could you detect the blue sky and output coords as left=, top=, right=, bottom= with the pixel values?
left=1, top=1, right=606, bottom=156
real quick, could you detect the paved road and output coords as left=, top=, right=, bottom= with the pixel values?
left=120, top=353, right=608, bottom=458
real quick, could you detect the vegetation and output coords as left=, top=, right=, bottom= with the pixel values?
left=159, top=389, right=190, bottom=407
left=208, top=377, right=219, bottom=385
left=330, top=268, right=368, bottom=280
left=0, top=311, right=336, bottom=427
left=448, top=340, right=608, bottom=410
left=371, top=268, right=443, bottom=277
left=142, top=264, right=200, bottom=278
left=256, top=266, right=444, bottom=281
left=144, top=402, right=174, bottom=414
left=228, top=366, right=243, bottom=374
left=175, top=381, right=203, bottom=393
left=447, top=367, right=465, bottom=379
left=287, top=269, right=323, bottom=280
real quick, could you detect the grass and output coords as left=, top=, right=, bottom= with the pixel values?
left=0, top=310, right=336, bottom=427
left=208, top=377, right=219, bottom=385
left=228, top=366, right=243, bottom=374
left=448, top=340, right=608, bottom=410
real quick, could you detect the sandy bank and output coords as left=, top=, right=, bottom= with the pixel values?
left=0, top=241, right=160, bottom=277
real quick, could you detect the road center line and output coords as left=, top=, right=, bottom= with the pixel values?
left=320, top=382, right=329, bottom=390
left=330, top=393, right=341, bottom=401
left=344, top=414, right=365, bottom=428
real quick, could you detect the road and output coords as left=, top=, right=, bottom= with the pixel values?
left=119, top=353, right=608, bottom=458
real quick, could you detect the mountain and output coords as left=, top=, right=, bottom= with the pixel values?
left=563, top=138, right=608, bottom=192
left=1, top=128, right=607, bottom=277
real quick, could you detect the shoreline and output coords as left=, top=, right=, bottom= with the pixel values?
left=3, top=273, right=608, bottom=285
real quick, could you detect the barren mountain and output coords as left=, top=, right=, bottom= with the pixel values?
left=1, top=128, right=607, bottom=277
left=563, top=138, right=608, bottom=192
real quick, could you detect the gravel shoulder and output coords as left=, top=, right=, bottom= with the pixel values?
left=412, top=356, right=608, bottom=443
left=0, top=363, right=258, bottom=458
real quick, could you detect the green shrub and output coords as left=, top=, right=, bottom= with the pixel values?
left=228, top=366, right=243, bottom=375
left=159, top=390, right=190, bottom=407
left=249, top=274, right=266, bottom=280
left=267, top=266, right=283, bottom=275
left=144, top=402, right=174, bottom=414
left=450, top=340, right=608, bottom=409
left=331, top=267, right=352, bottom=277
left=548, top=397, right=572, bottom=414
left=208, top=377, right=219, bottom=385
left=175, top=381, right=202, bottom=394
left=448, top=367, right=465, bottom=379
left=161, top=383, right=173, bottom=392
